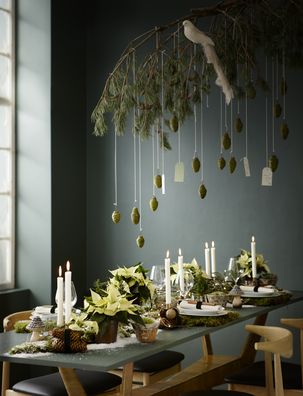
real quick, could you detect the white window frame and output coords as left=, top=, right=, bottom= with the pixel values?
left=0, top=0, right=15, bottom=290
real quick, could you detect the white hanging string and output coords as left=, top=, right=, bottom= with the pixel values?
left=220, top=92, right=223, bottom=154
left=276, top=53, right=279, bottom=101
left=230, top=99, right=233, bottom=154
left=194, top=44, right=197, bottom=156
left=237, top=54, right=240, bottom=115
left=152, top=126, right=155, bottom=196
left=272, top=56, right=275, bottom=153
left=138, top=134, right=142, bottom=232
left=132, top=51, right=137, bottom=204
left=224, top=18, right=228, bottom=132
left=245, top=34, right=248, bottom=159
left=113, top=129, right=118, bottom=207
left=161, top=50, right=165, bottom=175
left=200, top=88, right=204, bottom=182
left=265, top=56, right=268, bottom=164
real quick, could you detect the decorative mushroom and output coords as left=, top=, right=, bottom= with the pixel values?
left=229, top=285, right=243, bottom=309
left=26, top=316, right=45, bottom=342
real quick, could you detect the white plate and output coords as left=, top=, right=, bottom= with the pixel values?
left=241, top=291, right=277, bottom=298
left=179, top=308, right=228, bottom=317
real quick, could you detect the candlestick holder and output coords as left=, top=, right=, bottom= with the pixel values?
left=159, top=304, right=181, bottom=329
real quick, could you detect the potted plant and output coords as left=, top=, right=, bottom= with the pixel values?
left=84, top=283, right=144, bottom=343
left=108, top=263, right=155, bottom=305
left=236, top=249, right=277, bottom=285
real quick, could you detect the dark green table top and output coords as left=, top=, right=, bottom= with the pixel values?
left=1, top=290, right=302, bottom=371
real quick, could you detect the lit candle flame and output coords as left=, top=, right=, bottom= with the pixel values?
left=252, top=236, right=255, bottom=242
left=211, top=241, right=215, bottom=248
left=59, top=265, right=62, bottom=277
left=166, top=250, right=169, bottom=258
left=205, top=242, right=209, bottom=249
left=178, top=248, right=182, bottom=256
left=66, top=260, right=71, bottom=271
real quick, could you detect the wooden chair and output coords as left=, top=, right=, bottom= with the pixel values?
left=2, top=310, right=122, bottom=396
left=225, top=319, right=303, bottom=396
left=180, top=324, right=293, bottom=396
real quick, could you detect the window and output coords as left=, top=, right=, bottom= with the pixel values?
left=0, top=0, right=14, bottom=290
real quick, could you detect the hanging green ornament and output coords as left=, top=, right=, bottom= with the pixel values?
left=154, top=174, right=162, bottom=189
left=280, top=78, right=288, bottom=96
left=235, top=117, right=243, bottom=133
left=149, top=196, right=158, bottom=211
left=274, top=101, right=282, bottom=118
left=228, top=156, right=237, bottom=174
left=131, top=207, right=140, bottom=224
left=280, top=122, right=289, bottom=140
left=222, top=132, right=231, bottom=150
left=192, top=156, right=201, bottom=173
left=169, top=114, right=179, bottom=132
left=198, top=183, right=207, bottom=199
left=269, top=154, right=279, bottom=172
left=217, top=156, right=226, bottom=170
left=246, top=82, right=256, bottom=99
left=112, top=210, right=121, bottom=224
left=136, top=235, right=145, bottom=248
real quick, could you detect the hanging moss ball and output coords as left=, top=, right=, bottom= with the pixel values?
left=274, top=102, right=282, bottom=118
left=192, top=156, right=201, bottom=173
left=154, top=174, right=162, bottom=189
left=136, top=235, right=145, bottom=248
left=269, top=154, right=279, bottom=172
left=131, top=207, right=140, bottom=224
left=280, top=122, right=289, bottom=140
left=229, top=156, right=237, bottom=174
left=199, top=183, right=207, bottom=199
left=112, top=210, right=121, bottom=224
left=235, top=117, right=243, bottom=133
left=149, top=196, right=158, bottom=211
left=222, top=132, right=231, bottom=150
left=169, top=115, right=179, bottom=132
left=217, top=156, right=226, bottom=170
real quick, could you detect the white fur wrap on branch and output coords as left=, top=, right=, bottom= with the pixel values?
left=183, top=20, right=234, bottom=105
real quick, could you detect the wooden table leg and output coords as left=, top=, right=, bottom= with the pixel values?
left=59, top=367, right=87, bottom=396
left=240, top=313, right=268, bottom=364
left=120, top=361, right=134, bottom=396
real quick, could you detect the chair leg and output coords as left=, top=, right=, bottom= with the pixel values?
left=2, top=361, right=10, bottom=396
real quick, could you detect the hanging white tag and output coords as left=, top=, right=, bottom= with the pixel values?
left=261, top=167, right=272, bottom=186
left=174, top=162, right=184, bottom=182
left=161, top=174, right=166, bottom=195
left=243, top=157, right=251, bottom=177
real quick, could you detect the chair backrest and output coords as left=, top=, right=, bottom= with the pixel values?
left=245, top=324, right=293, bottom=396
left=280, top=318, right=303, bottom=389
left=3, top=310, right=32, bottom=332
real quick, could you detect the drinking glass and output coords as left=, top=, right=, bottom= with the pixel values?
left=176, top=269, right=194, bottom=299
left=149, top=265, right=165, bottom=291
left=55, top=281, right=77, bottom=308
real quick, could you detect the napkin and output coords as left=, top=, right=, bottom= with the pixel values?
left=240, top=286, right=275, bottom=294
left=179, top=300, right=224, bottom=311
left=34, top=305, right=57, bottom=315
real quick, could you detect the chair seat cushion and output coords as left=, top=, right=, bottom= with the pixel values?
left=133, top=350, right=184, bottom=373
left=224, top=360, right=302, bottom=389
left=12, top=369, right=122, bottom=396
left=181, top=390, right=253, bottom=396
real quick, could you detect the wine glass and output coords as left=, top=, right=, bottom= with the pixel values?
left=176, top=269, right=194, bottom=299
left=149, top=265, right=165, bottom=291
left=55, top=281, right=77, bottom=308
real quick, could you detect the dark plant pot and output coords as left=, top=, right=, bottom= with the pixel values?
left=95, top=320, right=118, bottom=344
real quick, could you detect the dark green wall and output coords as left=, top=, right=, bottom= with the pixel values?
left=86, top=1, right=303, bottom=365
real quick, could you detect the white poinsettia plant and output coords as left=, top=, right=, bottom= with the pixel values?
left=84, top=282, right=144, bottom=332
left=109, top=263, right=155, bottom=304
left=170, top=258, right=202, bottom=284
left=236, top=249, right=271, bottom=278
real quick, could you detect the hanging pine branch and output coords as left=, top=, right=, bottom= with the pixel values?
left=91, top=0, right=303, bottom=147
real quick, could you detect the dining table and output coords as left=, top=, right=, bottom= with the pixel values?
left=1, top=290, right=303, bottom=396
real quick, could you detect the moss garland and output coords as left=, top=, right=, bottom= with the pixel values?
left=180, top=311, right=239, bottom=327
